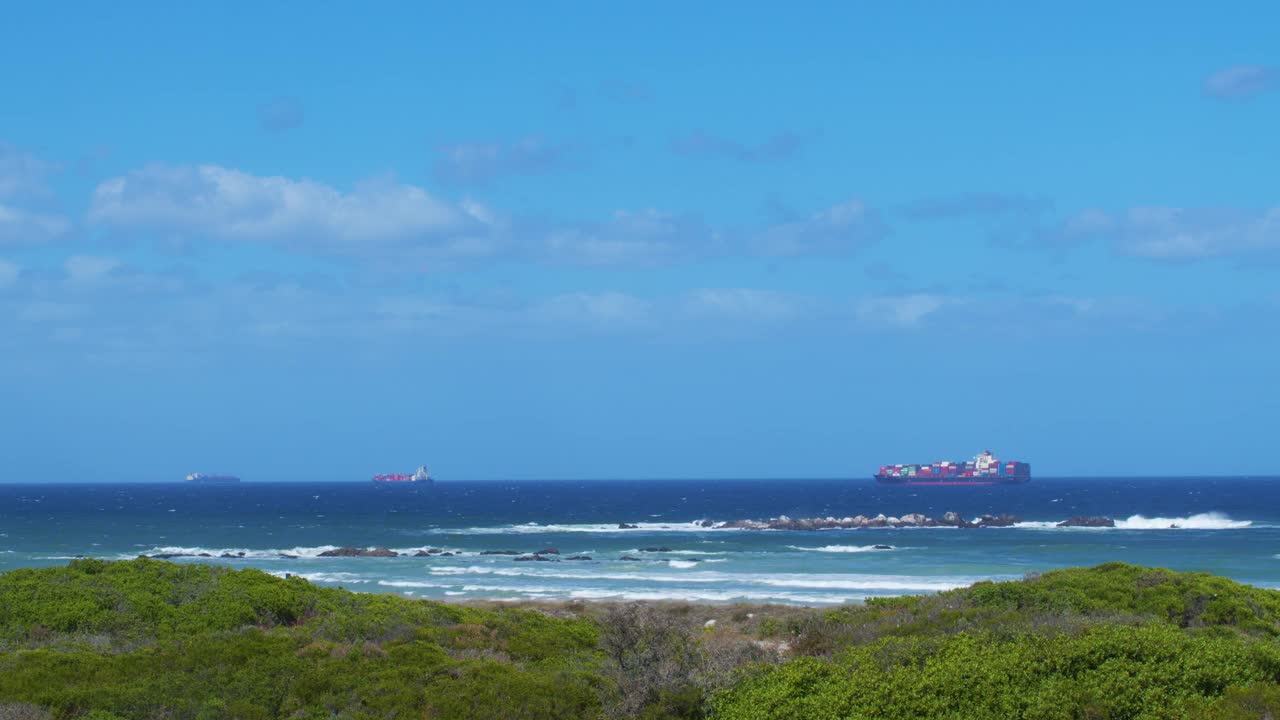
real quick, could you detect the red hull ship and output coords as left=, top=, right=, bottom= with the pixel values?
left=875, top=451, right=1030, bottom=486
left=372, top=466, right=432, bottom=483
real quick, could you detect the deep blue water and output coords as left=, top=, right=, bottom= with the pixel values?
left=2, top=478, right=1278, bottom=604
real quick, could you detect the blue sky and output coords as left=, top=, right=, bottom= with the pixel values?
left=2, top=2, right=1278, bottom=481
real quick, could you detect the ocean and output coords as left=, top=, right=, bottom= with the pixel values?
left=2, top=477, right=1277, bottom=605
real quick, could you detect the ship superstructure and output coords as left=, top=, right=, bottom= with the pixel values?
left=185, top=473, right=240, bottom=483
left=875, top=450, right=1030, bottom=485
left=372, top=466, right=432, bottom=483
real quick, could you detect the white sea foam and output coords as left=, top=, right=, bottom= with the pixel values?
left=667, top=560, right=698, bottom=569
left=1012, top=514, right=1252, bottom=531
left=268, top=571, right=369, bottom=584
left=627, top=549, right=730, bottom=555
left=129, top=545, right=344, bottom=560
left=1114, top=513, right=1251, bottom=530
left=429, top=521, right=728, bottom=535
left=126, top=544, right=474, bottom=560
left=787, top=545, right=890, bottom=553
left=423, top=564, right=991, bottom=593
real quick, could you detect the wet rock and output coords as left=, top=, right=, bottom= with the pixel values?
left=975, top=514, right=1021, bottom=528
left=940, top=511, right=963, bottom=526
left=617, top=523, right=640, bottom=529
left=480, top=550, right=521, bottom=555
left=318, top=547, right=362, bottom=557
left=279, top=554, right=299, bottom=559
left=565, top=555, right=592, bottom=561
left=439, top=552, right=455, bottom=556
left=872, top=545, right=894, bottom=550
left=1057, top=516, right=1115, bottom=528
left=317, top=546, right=399, bottom=558
left=536, top=547, right=560, bottom=555
left=412, top=550, right=432, bottom=557
left=698, top=520, right=716, bottom=528
left=619, top=556, right=644, bottom=561
left=219, top=553, right=238, bottom=559
left=197, top=553, right=213, bottom=558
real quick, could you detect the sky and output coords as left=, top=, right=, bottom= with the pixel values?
left=2, top=2, right=1278, bottom=481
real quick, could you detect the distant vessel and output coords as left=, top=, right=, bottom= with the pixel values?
left=372, top=466, right=432, bottom=483
left=185, top=473, right=240, bottom=483
left=875, top=450, right=1030, bottom=486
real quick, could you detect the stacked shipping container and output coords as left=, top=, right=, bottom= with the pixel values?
left=875, top=451, right=1031, bottom=485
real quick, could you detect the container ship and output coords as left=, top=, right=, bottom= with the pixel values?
left=372, top=466, right=432, bottom=483
left=875, top=450, right=1030, bottom=485
left=185, top=473, right=240, bottom=483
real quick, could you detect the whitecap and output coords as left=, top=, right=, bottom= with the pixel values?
left=787, top=545, right=890, bottom=553
left=268, top=571, right=369, bottom=584
left=1115, top=512, right=1251, bottom=530
left=668, top=560, right=698, bottom=569
left=426, top=521, right=730, bottom=535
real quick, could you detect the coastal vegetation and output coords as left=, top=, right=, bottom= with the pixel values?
left=1, top=560, right=1279, bottom=719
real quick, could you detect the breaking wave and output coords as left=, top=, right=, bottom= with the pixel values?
left=268, top=571, right=370, bottom=584
left=422, top=564, right=987, bottom=592
left=1114, top=513, right=1251, bottom=530
left=1013, top=513, right=1252, bottom=531
left=667, top=560, right=699, bottom=569
left=124, top=544, right=474, bottom=560
left=426, top=521, right=726, bottom=535
left=787, top=545, right=891, bottom=553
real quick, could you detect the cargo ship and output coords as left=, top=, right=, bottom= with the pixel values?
left=372, top=466, right=432, bottom=483
left=185, top=473, right=240, bottom=483
left=875, top=451, right=1030, bottom=485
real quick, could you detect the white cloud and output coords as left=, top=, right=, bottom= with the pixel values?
left=530, top=292, right=654, bottom=331
left=755, top=200, right=887, bottom=256
left=684, top=288, right=797, bottom=321
left=0, top=143, right=56, bottom=199
left=1204, top=65, right=1279, bottom=100
left=537, top=210, right=715, bottom=266
left=1062, top=206, right=1280, bottom=259
left=0, top=259, right=18, bottom=288
left=88, top=164, right=492, bottom=249
left=855, top=294, right=951, bottom=328
left=0, top=203, right=72, bottom=244
left=64, top=255, right=122, bottom=284
left=85, top=162, right=888, bottom=266
left=433, top=137, right=574, bottom=186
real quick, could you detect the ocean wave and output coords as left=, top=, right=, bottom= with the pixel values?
left=787, top=545, right=891, bottom=553
left=627, top=549, right=731, bottom=555
left=129, top=545, right=343, bottom=560
left=1114, top=513, right=1251, bottom=530
left=126, top=544, right=477, bottom=560
left=563, top=588, right=855, bottom=604
left=667, top=560, right=698, bottom=569
left=423, top=564, right=990, bottom=592
left=384, top=579, right=894, bottom=604
left=426, top=521, right=727, bottom=535
left=268, top=571, right=370, bottom=584
left=1013, top=513, right=1253, bottom=531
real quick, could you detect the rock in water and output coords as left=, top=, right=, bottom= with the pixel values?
left=318, top=547, right=399, bottom=557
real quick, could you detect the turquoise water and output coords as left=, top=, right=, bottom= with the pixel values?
left=1, top=478, right=1277, bottom=604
